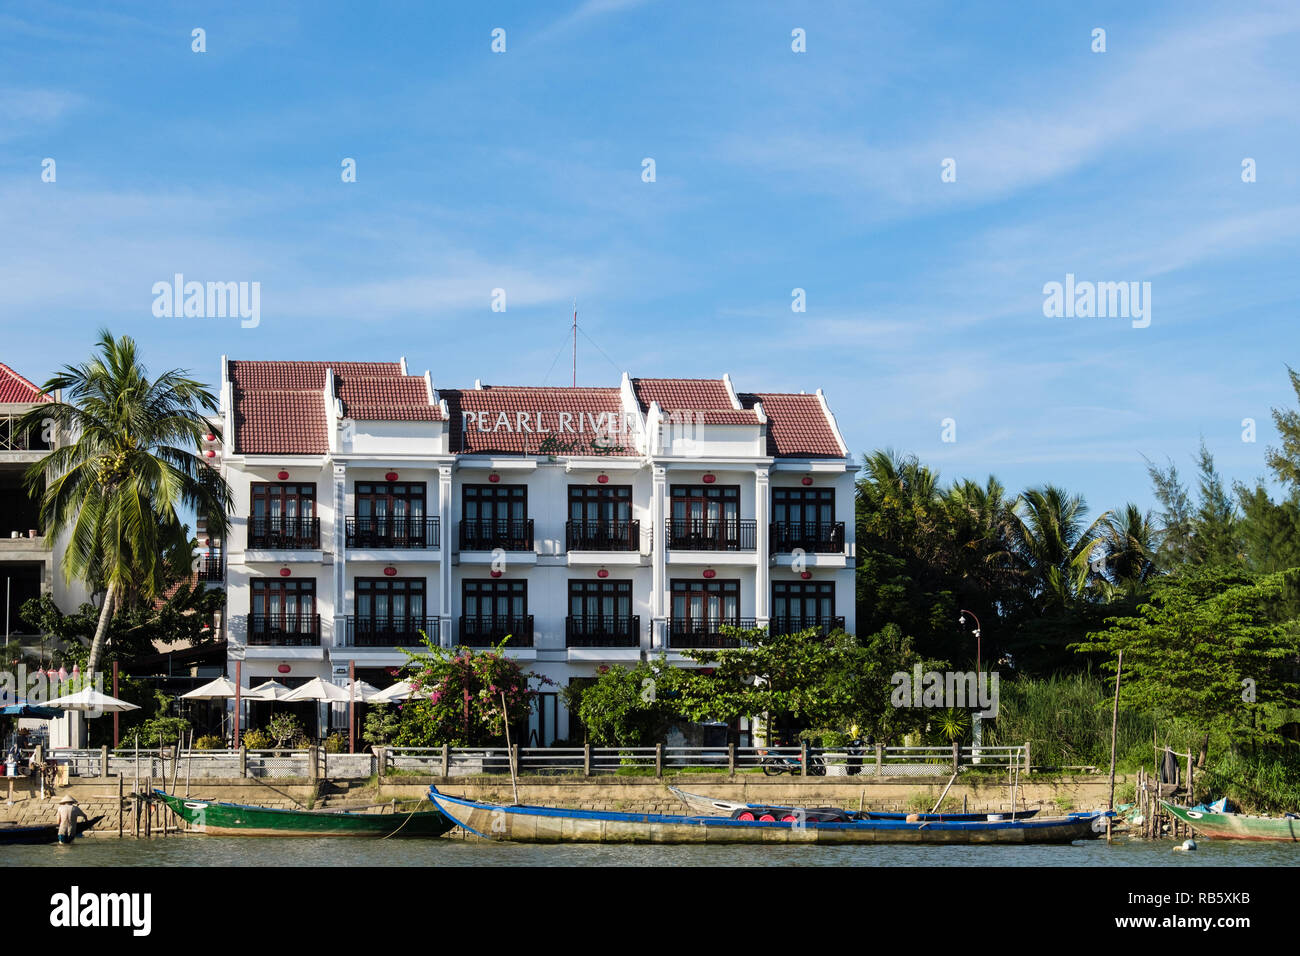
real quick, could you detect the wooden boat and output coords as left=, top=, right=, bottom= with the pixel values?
left=428, top=787, right=1107, bottom=845
left=0, top=816, right=102, bottom=845
left=152, top=790, right=454, bottom=838
left=669, top=787, right=1039, bottom=821
left=1162, top=801, right=1300, bottom=842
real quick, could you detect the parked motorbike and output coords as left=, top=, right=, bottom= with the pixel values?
left=757, top=747, right=825, bottom=776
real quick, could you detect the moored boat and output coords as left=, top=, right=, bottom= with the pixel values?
left=429, top=787, right=1106, bottom=845
left=0, top=816, right=102, bottom=845
left=668, top=787, right=1038, bottom=821
left=1162, top=801, right=1300, bottom=842
left=153, top=790, right=454, bottom=838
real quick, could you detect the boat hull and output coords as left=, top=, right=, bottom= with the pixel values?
left=1162, top=802, right=1300, bottom=842
left=0, top=817, right=101, bottom=845
left=154, top=790, right=454, bottom=838
left=669, top=787, right=1039, bottom=821
left=430, top=789, right=1104, bottom=845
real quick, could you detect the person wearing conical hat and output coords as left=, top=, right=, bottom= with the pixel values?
left=55, top=795, right=87, bottom=844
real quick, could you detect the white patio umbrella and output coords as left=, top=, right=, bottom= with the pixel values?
left=245, top=680, right=294, bottom=701
left=348, top=680, right=383, bottom=702
left=368, top=680, right=414, bottom=703
left=43, top=688, right=140, bottom=713
left=281, top=677, right=354, bottom=703
left=180, top=676, right=240, bottom=700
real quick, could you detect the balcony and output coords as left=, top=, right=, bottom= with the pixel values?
left=668, top=617, right=757, bottom=649
left=346, top=516, right=439, bottom=550
left=248, top=614, right=321, bottom=647
left=666, top=518, right=756, bottom=552
left=0, top=416, right=51, bottom=453
left=459, top=518, right=534, bottom=552
left=346, top=616, right=438, bottom=647
left=770, top=521, right=845, bottom=554
left=566, top=614, right=641, bottom=648
left=769, top=615, right=846, bottom=638
left=196, top=550, right=223, bottom=582
left=458, top=615, right=534, bottom=648
left=565, top=519, right=641, bottom=552
left=248, top=516, right=320, bottom=550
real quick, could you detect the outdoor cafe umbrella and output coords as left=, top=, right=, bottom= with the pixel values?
left=43, top=688, right=140, bottom=713
left=179, top=676, right=240, bottom=700
left=245, top=680, right=294, bottom=701
left=281, top=677, right=354, bottom=704
left=368, top=680, right=423, bottom=703
left=1, top=698, right=64, bottom=718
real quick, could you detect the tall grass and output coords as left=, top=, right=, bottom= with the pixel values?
left=1199, top=749, right=1300, bottom=812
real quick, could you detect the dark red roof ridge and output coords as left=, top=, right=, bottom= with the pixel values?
left=0, top=362, right=52, bottom=403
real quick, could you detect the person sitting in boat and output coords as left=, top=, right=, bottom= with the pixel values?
left=55, top=795, right=87, bottom=844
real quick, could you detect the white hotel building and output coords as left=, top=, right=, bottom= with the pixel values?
left=215, top=359, right=855, bottom=744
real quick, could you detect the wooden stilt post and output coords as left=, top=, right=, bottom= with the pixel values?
left=117, top=775, right=123, bottom=839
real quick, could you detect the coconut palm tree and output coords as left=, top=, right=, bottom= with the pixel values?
left=20, top=330, right=230, bottom=681
left=1007, top=486, right=1109, bottom=611
left=1097, top=503, right=1161, bottom=598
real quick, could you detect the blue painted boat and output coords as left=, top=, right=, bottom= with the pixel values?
left=669, top=786, right=1039, bottom=821
left=428, top=787, right=1108, bottom=845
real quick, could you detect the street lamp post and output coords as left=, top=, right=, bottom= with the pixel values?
left=959, top=609, right=981, bottom=676
left=959, top=609, right=984, bottom=757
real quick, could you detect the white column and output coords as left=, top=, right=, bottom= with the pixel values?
left=755, top=467, right=770, bottom=625
left=439, top=465, right=454, bottom=648
left=332, top=462, right=347, bottom=649
left=650, top=464, right=667, bottom=649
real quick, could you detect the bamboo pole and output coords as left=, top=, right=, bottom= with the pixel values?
left=501, top=691, right=519, bottom=806
left=929, top=771, right=958, bottom=815
left=117, top=775, right=123, bottom=839
left=1108, top=651, right=1122, bottom=809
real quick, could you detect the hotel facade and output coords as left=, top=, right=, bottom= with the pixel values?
left=216, top=359, right=856, bottom=744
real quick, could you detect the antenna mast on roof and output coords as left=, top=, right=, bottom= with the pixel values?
left=572, top=299, right=577, bottom=387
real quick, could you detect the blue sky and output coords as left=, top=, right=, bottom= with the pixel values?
left=2, top=0, right=1298, bottom=518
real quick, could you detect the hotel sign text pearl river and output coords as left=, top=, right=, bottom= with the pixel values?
left=214, top=359, right=855, bottom=744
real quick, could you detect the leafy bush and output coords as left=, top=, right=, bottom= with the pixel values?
left=194, top=735, right=224, bottom=750
left=324, top=732, right=346, bottom=753
left=117, top=715, right=190, bottom=750
left=266, top=713, right=302, bottom=748
left=242, top=728, right=272, bottom=750
left=363, top=703, right=402, bottom=747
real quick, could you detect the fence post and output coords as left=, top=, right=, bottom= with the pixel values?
left=655, top=743, right=663, bottom=778
left=239, top=746, right=247, bottom=779
left=308, top=745, right=319, bottom=783
left=511, top=743, right=520, bottom=779
left=373, top=746, right=386, bottom=779
left=583, top=743, right=592, bottom=778
left=100, top=744, right=109, bottom=780
left=728, top=743, right=736, bottom=778
left=952, top=741, right=960, bottom=773
left=875, top=742, right=883, bottom=777
left=441, top=743, right=450, bottom=777
left=1023, top=742, right=1031, bottom=773
left=800, top=740, right=809, bottom=778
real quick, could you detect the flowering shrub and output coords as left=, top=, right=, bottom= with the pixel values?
left=393, top=637, right=550, bottom=747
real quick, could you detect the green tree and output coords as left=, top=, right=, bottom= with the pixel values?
left=566, top=657, right=685, bottom=746
left=20, top=331, right=230, bottom=680
left=1265, top=365, right=1300, bottom=492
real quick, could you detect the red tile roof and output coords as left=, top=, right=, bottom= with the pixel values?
left=631, top=378, right=760, bottom=425
left=444, top=386, right=637, bottom=456
left=228, top=360, right=439, bottom=455
left=0, top=363, right=51, bottom=404
left=740, top=392, right=846, bottom=458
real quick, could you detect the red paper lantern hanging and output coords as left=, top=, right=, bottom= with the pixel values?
left=703, top=569, right=717, bottom=579
left=702, top=473, right=716, bottom=484
left=205, top=450, right=216, bottom=458
left=279, top=567, right=291, bottom=577
left=597, top=474, right=609, bottom=484
left=278, top=664, right=291, bottom=674
left=204, top=433, right=216, bottom=442
left=488, top=473, right=500, bottom=483
left=277, top=470, right=289, bottom=480
left=383, top=566, right=397, bottom=576
left=801, top=476, right=814, bottom=486
left=385, top=472, right=399, bottom=481
left=490, top=569, right=503, bottom=578
left=800, top=571, right=813, bottom=580
left=597, top=569, right=609, bottom=579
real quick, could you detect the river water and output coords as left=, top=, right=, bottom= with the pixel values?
left=7, top=834, right=1298, bottom=867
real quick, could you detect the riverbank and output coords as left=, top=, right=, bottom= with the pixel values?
left=1, top=772, right=1125, bottom=836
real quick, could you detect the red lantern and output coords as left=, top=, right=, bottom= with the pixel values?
left=801, top=571, right=813, bottom=580
left=277, top=470, right=289, bottom=480
left=279, top=567, right=291, bottom=577
left=488, top=473, right=500, bottom=483
left=703, top=569, right=716, bottom=579
left=597, top=569, right=609, bottom=579
left=385, top=472, right=399, bottom=481
left=490, top=569, right=503, bottom=578
left=801, top=476, right=814, bottom=486
left=597, top=474, right=609, bottom=484
left=383, top=566, right=397, bottom=576
left=205, top=449, right=216, bottom=458
left=277, top=664, right=291, bottom=674
left=702, top=473, right=716, bottom=484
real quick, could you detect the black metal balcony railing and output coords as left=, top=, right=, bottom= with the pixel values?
left=459, top=518, right=534, bottom=552
left=346, top=516, right=440, bottom=550
left=566, top=614, right=641, bottom=648
left=565, top=519, right=641, bottom=553
left=346, top=615, right=438, bottom=647
left=459, top=615, right=534, bottom=648
left=248, top=614, right=321, bottom=646
left=769, top=521, right=846, bottom=554
left=196, top=551, right=223, bottom=582
left=248, top=516, right=321, bottom=550
left=769, top=615, right=846, bottom=638
left=668, top=617, right=757, bottom=649
left=666, top=518, right=757, bottom=552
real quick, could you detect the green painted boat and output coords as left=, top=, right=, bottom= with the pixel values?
left=1162, top=801, right=1300, bottom=842
left=153, top=790, right=455, bottom=838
